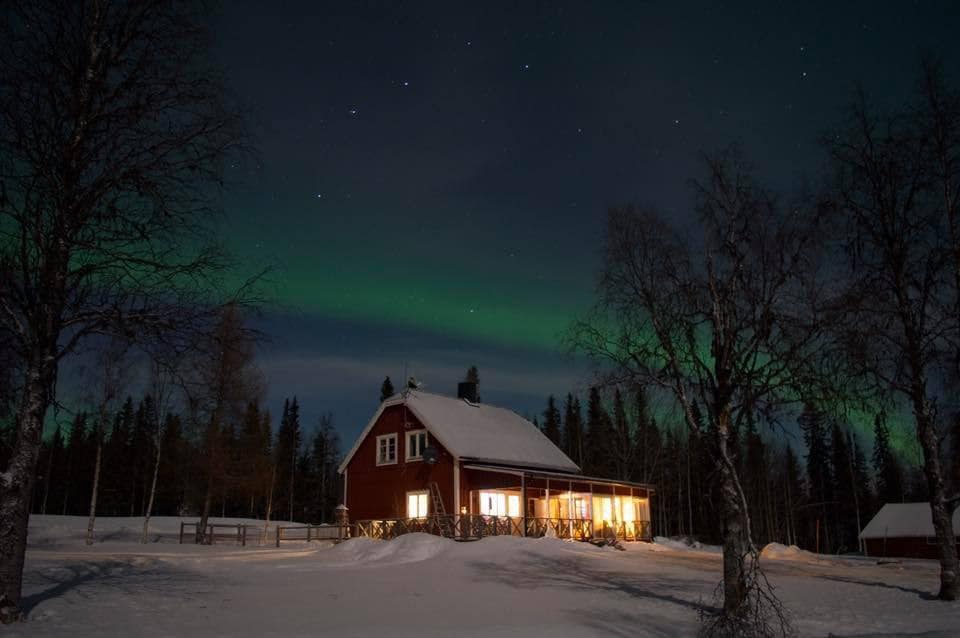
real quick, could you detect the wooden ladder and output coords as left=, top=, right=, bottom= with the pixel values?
left=429, top=481, right=446, bottom=516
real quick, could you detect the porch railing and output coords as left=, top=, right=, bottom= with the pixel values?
left=353, top=515, right=652, bottom=542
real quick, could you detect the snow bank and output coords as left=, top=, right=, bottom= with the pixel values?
left=649, top=536, right=721, bottom=553
left=327, top=533, right=450, bottom=566
left=760, top=542, right=816, bottom=561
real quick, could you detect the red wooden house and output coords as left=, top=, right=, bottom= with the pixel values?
left=859, top=503, right=960, bottom=559
left=338, top=383, right=654, bottom=541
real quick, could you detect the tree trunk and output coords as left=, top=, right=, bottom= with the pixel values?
left=0, top=354, right=55, bottom=623
left=198, top=464, right=214, bottom=544
left=40, top=437, right=55, bottom=515
left=914, top=394, right=960, bottom=600
left=717, top=436, right=749, bottom=615
left=85, top=435, right=103, bottom=546
left=141, top=437, right=163, bottom=544
left=686, top=443, right=694, bottom=538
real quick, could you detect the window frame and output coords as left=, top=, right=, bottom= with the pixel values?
left=376, top=433, right=398, bottom=466
left=405, top=429, right=429, bottom=462
left=406, top=489, right=430, bottom=519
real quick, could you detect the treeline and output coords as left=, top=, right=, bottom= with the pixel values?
left=536, top=387, right=960, bottom=554
left=26, top=395, right=342, bottom=525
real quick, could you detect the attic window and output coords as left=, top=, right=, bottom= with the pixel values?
left=406, top=430, right=428, bottom=461
left=376, top=433, right=397, bottom=466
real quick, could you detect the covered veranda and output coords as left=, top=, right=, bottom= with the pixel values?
left=461, top=464, right=653, bottom=542
left=353, top=466, right=654, bottom=541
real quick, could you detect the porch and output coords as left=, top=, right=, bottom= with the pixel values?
left=356, top=465, right=654, bottom=542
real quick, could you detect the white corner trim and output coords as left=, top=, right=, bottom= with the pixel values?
left=453, top=457, right=461, bottom=515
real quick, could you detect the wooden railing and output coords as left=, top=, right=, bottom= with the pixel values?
left=353, top=515, right=652, bottom=542
left=274, top=524, right=351, bottom=546
left=179, top=522, right=261, bottom=545
left=597, top=520, right=652, bottom=541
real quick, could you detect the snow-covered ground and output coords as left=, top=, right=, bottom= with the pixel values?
left=3, top=516, right=959, bottom=637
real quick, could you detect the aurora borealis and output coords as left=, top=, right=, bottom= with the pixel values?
left=210, top=1, right=960, bottom=441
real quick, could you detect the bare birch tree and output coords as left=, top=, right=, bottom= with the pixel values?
left=141, top=350, right=180, bottom=543
left=84, top=338, right=132, bottom=546
left=572, top=150, right=825, bottom=636
left=181, top=304, right=264, bottom=543
left=0, top=1, right=247, bottom=621
left=825, top=73, right=959, bottom=600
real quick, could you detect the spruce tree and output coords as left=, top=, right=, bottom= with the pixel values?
left=38, top=426, right=65, bottom=515
left=799, top=402, right=833, bottom=551
left=275, top=397, right=302, bottom=522
left=130, top=396, right=157, bottom=516
left=830, top=422, right=855, bottom=551
left=561, top=393, right=584, bottom=469
left=310, top=413, right=341, bottom=523
left=62, top=413, right=90, bottom=515
left=464, top=366, right=480, bottom=401
left=744, top=417, right=767, bottom=543
left=103, top=397, right=135, bottom=515
left=872, top=411, right=904, bottom=505
left=611, top=388, right=633, bottom=480
left=633, top=386, right=651, bottom=482
left=541, top=396, right=562, bottom=447
left=156, top=413, right=185, bottom=516
left=379, top=377, right=395, bottom=403
left=585, top=387, right=613, bottom=477
left=783, top=445, right=803, bottom=547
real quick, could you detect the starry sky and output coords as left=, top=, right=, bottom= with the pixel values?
left=209, top=1, right=960, bottom=446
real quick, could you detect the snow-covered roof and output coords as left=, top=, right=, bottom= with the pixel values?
left=338, top=390, right=580, bottom=474
left=859, top=502, right=960, bottom=539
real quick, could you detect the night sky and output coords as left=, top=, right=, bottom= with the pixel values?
left=209, top=1, right=960, bottom=444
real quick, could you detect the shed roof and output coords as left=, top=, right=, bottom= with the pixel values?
left=338, top=390, right=580, bottom=474
left=859, top=502, right=960, bottom=539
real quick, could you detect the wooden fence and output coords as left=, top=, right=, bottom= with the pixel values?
left=274, top=524, right=352, bottom=547
left=178, top=522, right=351, bottom=546
left=179, top=522, right=261, bottom=545
left=353, top=515, right=653, bottom=542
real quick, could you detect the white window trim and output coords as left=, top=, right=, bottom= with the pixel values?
left=376, top=433, right=397, bottom=466
left=405, top=429, right=428, bottom=462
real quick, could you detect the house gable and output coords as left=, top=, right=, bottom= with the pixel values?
left=340, top=402, right=457, bottom=521
left=339, top=390, right=579, bottom=475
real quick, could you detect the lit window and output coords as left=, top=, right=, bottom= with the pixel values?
left=407, top=491, right=429, bottom=518
left=507, top=494, right=521, bottom=518
left=406, top=430, right=428, bottom=461
left=376, top=433, right=397, bottom=465
left=479, top=491, right=507, bottom=516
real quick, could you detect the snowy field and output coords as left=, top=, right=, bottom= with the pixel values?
left=3, top=516, right=959, bottom=637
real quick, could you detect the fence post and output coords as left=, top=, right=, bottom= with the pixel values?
left=179, top=522, right=184, bottom=545
left=237, top=523, right=241, bottom=546
left=334, top=504, right=349, bottom=542
left=241, top=525, right=247, bottom=547
left=307, top=525, right=312, bottom=542
left=276, top=526, right=281, bottom=548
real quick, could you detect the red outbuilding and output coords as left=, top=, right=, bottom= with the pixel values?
left=859, top=502, right=960, bottom=559
left=338, top=383, right=655, bottom=541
